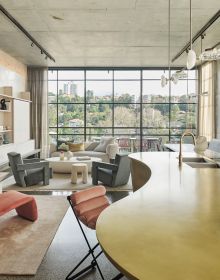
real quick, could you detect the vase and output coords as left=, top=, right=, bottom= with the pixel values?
left=60, top=151, right=65, bottom=160
left=194, top=136, right=208, bottom=154
left=0, top=134, right=3, bottom=145
left=66, top=151, right=73, bottom=160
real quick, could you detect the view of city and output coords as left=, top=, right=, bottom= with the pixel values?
left=48, top=70, right=197, bottom=151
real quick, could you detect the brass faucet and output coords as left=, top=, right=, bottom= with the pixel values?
left=179, top=131, right=196, bottom=166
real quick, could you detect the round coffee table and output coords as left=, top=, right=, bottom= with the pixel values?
left=45, top=157, right=102, bottom=173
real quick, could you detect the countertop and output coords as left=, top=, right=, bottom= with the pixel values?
left=96, top=152, right=220, bottom=280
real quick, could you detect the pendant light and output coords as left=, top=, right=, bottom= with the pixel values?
left=186, top=0, right=196, bottom=69
left=199, top=35, right=208, bottom=96
left=161, top=0, right=171, bottom=88
left=160, top=2, right=187, bottom=87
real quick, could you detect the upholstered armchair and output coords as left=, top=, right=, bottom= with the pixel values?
left=8, top=152, right=51, bottom=187
left=92, top=154, right=131, bottom=187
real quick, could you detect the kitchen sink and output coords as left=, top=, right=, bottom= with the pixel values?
left=185, top=162, right=220, bottom=168
left=181, top=156, right=220, bottom=168
left=182, top=157, right=207, bottom=163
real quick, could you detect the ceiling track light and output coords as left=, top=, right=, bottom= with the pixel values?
left=198, top=34, right=220, bottom=62
left=0, top=4, right=55, bottom=62
left=172, top=10, right=220, bottom=63
left=199, top=47, right=220, bottom=61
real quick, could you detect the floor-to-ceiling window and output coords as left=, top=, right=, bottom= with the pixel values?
left=48, top=68, right=197, bottom=151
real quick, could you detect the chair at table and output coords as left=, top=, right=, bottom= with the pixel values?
left=92, top=154, right=131, bottom=187
left=117, top=137, right=131, bottom=152
left=144, top=137, right=162, bottom=151
left=66, top=186, right=123, bottom=280
left=7, top=152, right=51, bottom=187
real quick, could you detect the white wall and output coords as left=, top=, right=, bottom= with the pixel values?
left=0, top=49, right=27, bottom=98
left=13, top=99, right=30, bottom=143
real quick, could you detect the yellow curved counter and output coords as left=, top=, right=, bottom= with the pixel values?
left=96, top=152, right=220, bottom=280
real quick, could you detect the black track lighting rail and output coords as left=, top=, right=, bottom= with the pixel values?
left=172, top=9, right=220, bottom=63
left=0, top=4, right=55, bottom=62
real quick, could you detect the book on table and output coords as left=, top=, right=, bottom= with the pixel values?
left=76, top=156, right=91, bottom=161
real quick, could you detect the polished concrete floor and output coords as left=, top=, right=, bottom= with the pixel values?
left=0, top=191, right=129, bottom=280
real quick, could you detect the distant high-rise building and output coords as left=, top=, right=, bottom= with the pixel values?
left=63, top=83, right=69, bottom=94
left=86, top=90, right=94, bottom=101
left=70, top=83, right=77, bottom=95
left=131, top=94, right=136, bottom=103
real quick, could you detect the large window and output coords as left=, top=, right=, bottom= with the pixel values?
left=48, top=68, right=198, bottom=150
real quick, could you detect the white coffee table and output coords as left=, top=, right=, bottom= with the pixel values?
left=45, top=157, right=102, bottom=173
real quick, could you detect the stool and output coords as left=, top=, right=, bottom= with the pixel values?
left=71, top=163, right=88, bottom=184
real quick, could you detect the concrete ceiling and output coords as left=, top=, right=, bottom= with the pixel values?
left=0, top=0, right=219, bottom=67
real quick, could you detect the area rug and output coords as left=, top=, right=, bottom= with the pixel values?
left=0, top=195, right=68, bottom=275
left=2, top=173, right=132, bottom=192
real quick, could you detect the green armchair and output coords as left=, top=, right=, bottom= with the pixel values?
left=7, top=152, right=51, bottom=187
left=92, top=154, right=131, bottom=187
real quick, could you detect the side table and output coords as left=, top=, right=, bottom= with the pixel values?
left=71, top=163, right=88, bottom=184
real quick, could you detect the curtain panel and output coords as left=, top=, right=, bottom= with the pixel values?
left=27, top=67, right=49, bottom=158
left=198, top=62, right=216, bottom=141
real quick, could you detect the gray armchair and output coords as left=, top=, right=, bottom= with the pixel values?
left=92, top=154, right=131, bottom=187
left=7, top=152, right=51, bottom=187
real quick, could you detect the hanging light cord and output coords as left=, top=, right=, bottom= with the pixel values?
left=168, top=0, right=171, bottom=79
left=190, top=0, right=192, bottom=50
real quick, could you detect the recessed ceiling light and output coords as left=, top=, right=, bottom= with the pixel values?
left=51, top=15, right=64, bottom=21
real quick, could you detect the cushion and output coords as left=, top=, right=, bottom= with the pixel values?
left=208, top=139, right=220, bottom=153
left=85, top=142, right=99, bottom=151
left=79, top=203, right=109, bottom=229
left=74, top=196, right=109, bottom=216
left=68, top=142, right=84, bottom=152
left=94, top=136, right=115, bottom=152
left=70, top=185, right=106, bottom=205
left=57, top=139, right=74, bottom=147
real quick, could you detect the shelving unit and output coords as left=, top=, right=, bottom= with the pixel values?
left=0, top=90, right=13, bottom=145
left=0, top=87, right=32, bottom=146
left=0, top=93, right=13, bottom=99
left=0, top=110, right=11, bottom=113
left=0, top=130, right=13, bottom=132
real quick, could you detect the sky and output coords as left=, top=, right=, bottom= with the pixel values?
left=48, top=70, right=197, bottom=97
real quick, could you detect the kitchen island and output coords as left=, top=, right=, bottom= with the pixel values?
left=96, top=152, right=220, bottom=280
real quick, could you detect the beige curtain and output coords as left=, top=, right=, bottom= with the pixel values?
left=198, top=62, right=216, bottom=141
left=27, top=67, right=49, bottom=159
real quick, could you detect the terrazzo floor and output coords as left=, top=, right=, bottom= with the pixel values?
left=0, top=191, right=129, bottom=280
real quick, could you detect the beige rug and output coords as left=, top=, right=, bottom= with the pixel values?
left=0, top=195, right=68, bottom=275
left=2, top=173, right=132, bottom=192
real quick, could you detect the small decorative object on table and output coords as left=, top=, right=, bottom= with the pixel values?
left=60, top=151, right=65, bottom=160
left=76, top=156, right=91, bottom=161
left=66, top=151, right=73, bottom=160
